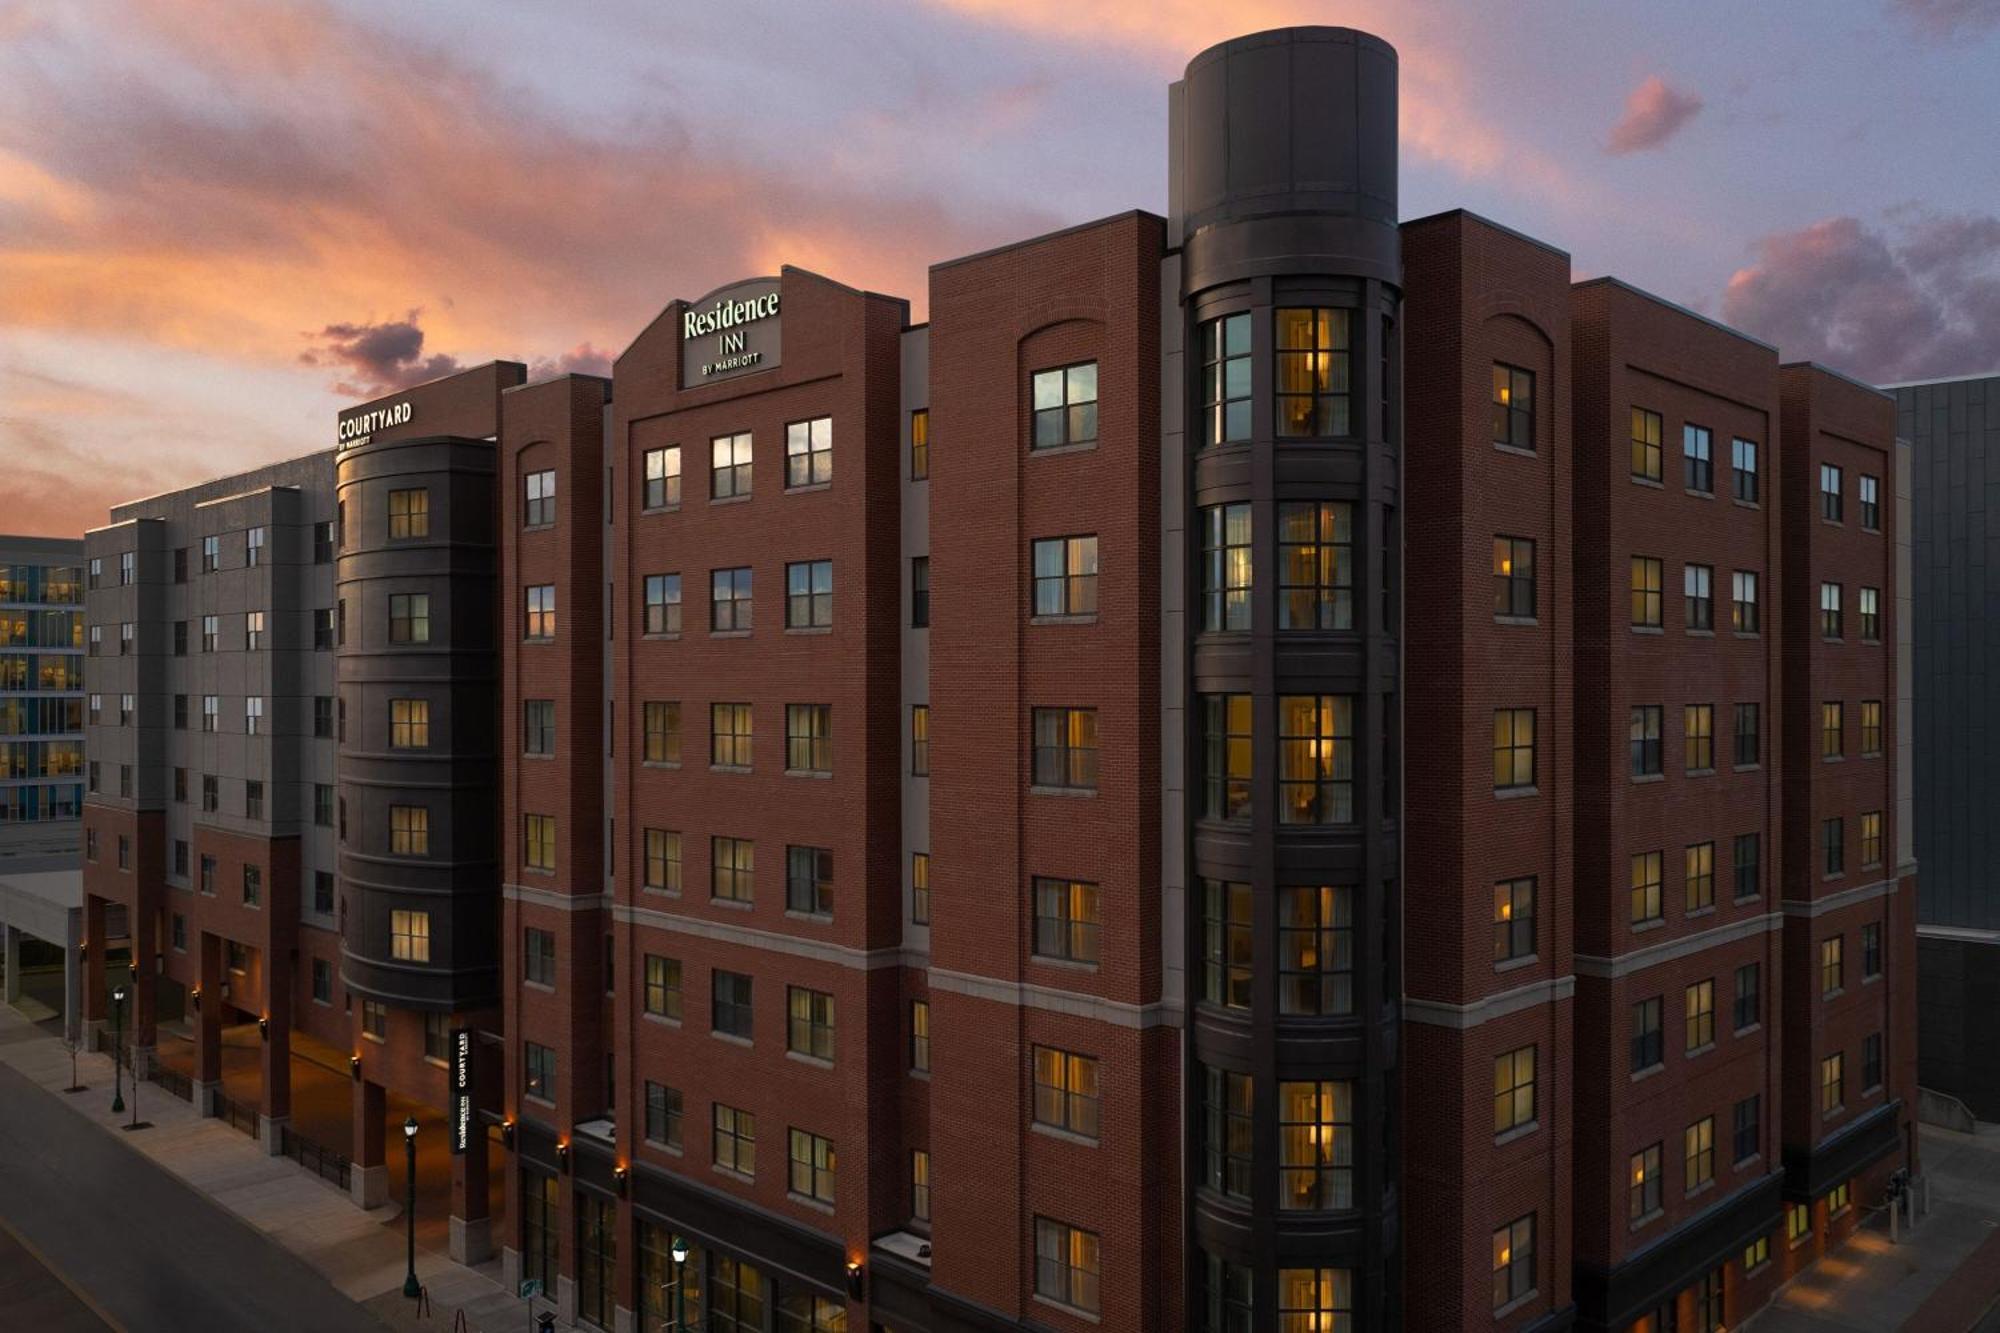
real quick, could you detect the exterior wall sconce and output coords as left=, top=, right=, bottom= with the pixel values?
left=613, top=1164, right=629, bottom=1196
left=191, top=985, right=202, bottom=1011
left=556, top=1139, right=571, bottom=1171
left=846, top=1259, right=865, bottom=1300
left=350, top=1054, right=362, bottom=1080
left=258, top=1016, right=270, bottom=1040
left=79, top=940, right=88, bottom=960
left=500, top=1119, right=516, bottom=1148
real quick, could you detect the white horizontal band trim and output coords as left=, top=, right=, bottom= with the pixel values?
left=503, top=883, right=611, bottom=913
left=614, top=901, right=915, bottom=972
left=1916, top=924, right=2000, bottom=944
left=1404, top=975, right=1574, bottom=1029
left=927, top=968, right=1182, bottom=1029
left=1576, top=913, right=1780, bottom=980
left=1781, top=876, right=1898, bottom=920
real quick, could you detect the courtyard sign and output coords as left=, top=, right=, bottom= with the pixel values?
left=336, top=400, right=412, bottom=450
left=450, top=1026, right=473, bottom=1155
left=679, top=277, right=782, bottom=384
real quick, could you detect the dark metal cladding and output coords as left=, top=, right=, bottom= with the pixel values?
left=336, top=433, right=502, bottom=1011
left=1172, top=24, right=1405, bottom=1331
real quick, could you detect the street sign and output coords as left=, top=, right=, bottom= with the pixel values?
left=518, top=1278, right=543, bottom=1300
left=450, top=1027, right=473, bottom=1155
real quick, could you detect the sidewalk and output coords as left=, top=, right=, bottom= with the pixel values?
left=0, top=1003, right=549, bottom=1333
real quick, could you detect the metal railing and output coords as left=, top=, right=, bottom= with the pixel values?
left=90, top=1028, right=133, bottom=1071
left=278, top=1125, right=352, bottom=1191
left=212, top=1089, right=260, bottom=1140
left=150, top=1064, right=193, bottom=1103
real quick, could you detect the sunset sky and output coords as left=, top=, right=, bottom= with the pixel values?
left=4, top=0, right=1998, bottom=538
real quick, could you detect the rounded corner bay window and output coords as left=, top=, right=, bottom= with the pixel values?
left=1276, top=307, right=1352, bottom=439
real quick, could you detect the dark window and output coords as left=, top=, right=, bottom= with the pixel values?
left=1820, top=463, right=1843, bottom=521
left=1860, top=587, right=1881, bottom=640
left=1630, top=705, right=1663, bottom=777
left=1031, top=363, right=1098, bottom=449
left=785, top=560, right=832, bottom=629
left=1732, top=438, right=1759, bottom=502
left=910, top=556, right=929, bottom=628
left=1734, top=703, right=1760, bottom=767
left=1824, top=817, right=1845, bottom=876
left=1629, top=1143, right=1663, bottom=1221
left=1200, top=693, right=1252, bottom=821
left=1200, top=313, right=1252, bottom=447
left=173, top=621, right=187, bottom=656
left=1734, top=962, right=1761, bottom=1032
left=642, top=574, right=682, bottom=635
left=174, top=547, right=189, bottom=582
left=1032, top=536, right=1098, bottom=617
left=1278, top=501, right=1355, bottom=630
left=1863, top=921, right=1882, bottom=978
left=201, top=774, right=218, bottom=812
left=642, top=446, right=681, bottom=509
left=1864, top=1032, right=1883, bottom=1090
left=1683, top=424, right=1713, bottom=492
left=1279, top=885, right=1354, bottom=1016
left=712, top=970, right=753, bottom=1040
left=1275, top=308, right=1351, bottom=437
left=1199, top=878, right=1250, bottom=1009
left=1733, top=1094, right=1761, bottom=1163
left=1495, top=876, right=1536, bottom=962
left=1684, top=564, right=1713, bottom=630
left=786, top=845, right=833, bottom=916
left=579, top=1195, right=618, bottom=1332
left=314, top=784, right=334, bottom=827
left=784, top=417, right=833, bottom=488
left=201, top=535, right=219, bottom=573
left=711, top=432, right=752, bottom=499
left=1033, top=877, right=1100, bottom=964
left=1494, top=536, right=1535, bottom=618
left=524, top=928, right=556, bottom=986
left=524, top=1043, right=555, bottom=1100
left=710, top=566, right=752, bottom=632
left=1734, top=833, right=1761, bottom=900
left=1493, top=363, right=1534, bottom=450
left=314, top=871, right=333, bottom=915
left=313, top=521, right=334, bottom=564
left=312, top=958, right=331, bottom=1002
left=1631, top=996, right=1663, bottom=1071
left=1860, top=474, right=1880, bottom=531
left=1732, top=571, right=1760, bottom=633
left=524, top=699, right=555, bottom=755
left=1822, top=582, right=1843, bottom=638
left=1199, top=1065, right=1253, bottom=1200
left=1199, top=503, right=1252, bottom=632
left=645, top=1082, right=683, bottom=1149
left=524, top=468, right=555, bottom=526
left=1281, top=695, right=1357, bottom=821
left=1197, top=1251, right=1254, bottom=1333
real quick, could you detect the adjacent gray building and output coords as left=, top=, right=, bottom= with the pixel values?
left=0, top=535, right=85, bottom=858
left=1892, top=371, right=2000, bottom=1117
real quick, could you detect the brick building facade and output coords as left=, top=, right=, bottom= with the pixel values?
left=78, top=23, right=1915, bottom=1333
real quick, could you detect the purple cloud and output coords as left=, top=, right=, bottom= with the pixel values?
left=1606, top=75, right=1704, bottom=154
left=302, top=311, right=462, bottom=396
left=1891, top=0, right=2000, bottom=38
left=1721, top=213, right=2000, bottom=382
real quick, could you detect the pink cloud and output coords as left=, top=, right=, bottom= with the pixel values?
left=1891, top=0, right=2000, bottom=38
left=1607, top=75, right=1703, bottom=154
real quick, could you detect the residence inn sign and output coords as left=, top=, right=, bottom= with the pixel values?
left=680, top=277, right=782, bottom=385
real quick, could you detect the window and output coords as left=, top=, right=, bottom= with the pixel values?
left=1631, top=407, right=1663, bottom=481
left=1824, top=817, right=1845, bottom=876
left=1863, top=921, right=1883, bottom=978
left=1864, top=1032, right=1883, bottom=1090
left=1494, top=1045, right=1537, bottom=1135
left=1199, top=1065, right=1254, bottom=1200
left=710, top=1253, right=765, bottom=1331
left=1685, top=842, right=1715, bottom=911
left=1627, top=849, right=1665, bottom=926
left=524, top=928, right=556, bottom=986
left=174, top=620, right=188, bottom=656
left=1031, top=707, right=1098, bottom=791
left=1685, top=1116, right=1715, bottom=1191
left=201, top=614, right=219, bottom=652
left=201, top=535, right=220, bottom=573
left=708, top=702, right=755, bottom=768
left=643, top=446, right=681, bottom=509
left=1031, top=536, right=1097, bottom=617
left=1199, top=878, right=1251, bottom=1008
left=1822, top=1052, right=1844, bottom=1115
left=642, top=829, right=681, bottom=893
left=1684, top=424, right=1713, bottom=492
left=1829, top=1181, right=1852, bottom=1216
left=712, top=836, right=754, bottom=902
left=390, top=698, right=429, bottom=749
left=245, top=780, right=264, bottom=820
left=523, top=468, right=555, bottom=527
left=1630, top=1143, right=1663, bottom=1222
left=174, top=768, right=188, bottom=803
left=710, top=432, right=753, bottom=499
left=1201, top=313, right=1253, bottom=446
left=1788, top=1202, right=1811, bottom=1245
left=1200, top=694, right=1252, bottom=821
left=911, top=852, right=930, bottom=924
left=1734, top=702, right=1761, bottom=767
left=1493, top=363, right=1534, bottom=450
left=1033, top=1218, right=1100, bottom=1314
left=524, top=585, right=556, bottom=640
left=1729, top=965, right=1761, bottom=1041
left=1492, top=1215, right=1535, bottom=1311
left=1200, top=503, right=1253, bottom=632
left=388, top=488, right=429, bottom=539
left=1494, top=536, right=1535, bottom=618
left=645, top=1082, right=682, bottom=1150
left=1860, top=699, right=1883, bottom=757
left=311, top=871, right=333, bottom=916
left=1821, top=581, right=1843, bottom=639
left=314, top=784, right=334, bottom=827
left=1276, top=695, right=1356, bottom=819
left=1275, top=308, right=1351, bottom=437
left=1744, top=1236, right=1770, bottom=1272
left=309, top=957, right=331, bottom=1003
left=390, top=910, right=430, bottom=962
left=1733, top=437, right=1759, bottom=501
left=910, top=556, right=929, bottom=628
left=1860, top=473, right=1880, bottom=530
left=786, top=845, right=833, bottom=917
left=909, top=704, right=930, bottom=776
left=201, top=775, right=218, bottom=813
left=1032, top=362, right=1099, bottom=448
left=783, top=416, right=833, bottom=488
left=1279, top=885, right=1355, bottom=1016
left=1818, top=934, right=1845, bottom=997
left=785, top=986, right=835, bottom=1062
left=632, top=700, right=678, bottom=765
left=1727, top=1094, right=1763, bottom=1168
left=1492, top=708, right=1535, bottom=791
left=1685, top=705, right=1714, bottom=772
left=1278, top=1079, right=1354, bottom=1210
left=1495, top=876, right=1536, bottom=962
left=313, top=693, right=333, bottom=737
left=362, top=999, right=387, bottom=1041
left=909, top=409, right=930, bottom=479
left=524, top=1043, right=556, bottom=1100
left=121, top=693, right=135, bottom=726
left=1032, top=1046, right=1099, bottom=1139
left=311, top=607, right=335, bottom=649
left=118, top=621, right=134, bottom=655
left=1630, top=557, right=1663, bottom=628
left=243, top=525, right=265, bottom=568
left=1631, top=996, right=1663, bottom=1071
left=390, top=805, right=429, bottom=855
left=1034, top=876, right=1101, bottom=965
left=712, top=970, right=753, bottom=1040
left=1278, top=1270, right=1352, bottom=1333
left=313, top=520, right=334, bottom=564
left=196, top=694, right=217, bottom=733
left=1734, top=833, right=1761, bottom=901
left=787, top=1128, right=835, bottom=1204
left=117, top=549, right=135, bottom=585
left=1686, top=979, right=1715, bottom=1050
left=1860, top=586, right=1880, bottom=641
left=641, top=954, right=682, bottom=1020
left=1279, top=501, right=1356, bottom=630
left=784, top=704, right=830, bottom=774
left=643, top=574, right=681, bottom=635
left=517, top=699, right=555, bottom=756
left=199, top=853, right=216, bottom=893
left=784, top=560, right=832, bottom=629
left=1818, top=699, right=1845, bottom=759
left=710, top=566, right=752, bottom=631
left=522, top=813, right=555, bottom=871
left=1630, top=705, right=1662, bottom=777
left=1684, top=563, right=1713, bottom=630
left=910, top=999, right=931, bottom=1073
left=1821, top=462, right=1843, bottom=521
left=1732, top=571, right=1760, bottom=632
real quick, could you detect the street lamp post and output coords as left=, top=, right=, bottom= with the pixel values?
left=670, top=1234, right=690, bottom=1332
left=110, top=983, right=126, bottom=1115
left=402, top=1115, right=420, bottom=1299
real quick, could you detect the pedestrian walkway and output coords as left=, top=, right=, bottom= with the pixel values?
left=0, top=1004, right=550, bottom=1333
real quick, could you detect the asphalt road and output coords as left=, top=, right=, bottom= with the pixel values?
left=0, top=1061, right=390, bottom=1333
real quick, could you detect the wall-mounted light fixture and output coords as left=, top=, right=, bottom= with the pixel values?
left=191, top=985, right=202, bottom=1011
left=258, top=1016, right=270, bottom=1041
left=350, top=1054, right=362, bottom=1081
left=613, top=1164, right=629, bottom=1197
left=846, top=1259, right=865, bottom=1300
left=500, top=1119, right=516, bottom=1148
left=555, top=1139, right=571, bottom=1171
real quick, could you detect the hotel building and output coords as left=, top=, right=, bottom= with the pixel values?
left=80, top=25, right=1915, bottom=1333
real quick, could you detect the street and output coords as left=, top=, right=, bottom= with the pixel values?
left=0, top=1059, right=390, bottom=1333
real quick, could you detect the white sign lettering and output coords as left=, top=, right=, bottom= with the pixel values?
left=336, top=401, right=413, bottom=449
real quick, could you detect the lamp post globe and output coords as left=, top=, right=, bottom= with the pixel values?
left=109, top=984, right=127, bottom=1114
left=670, top=1235, right=690, bottom=1331
left=402, top=1115, right=420, bottom=1298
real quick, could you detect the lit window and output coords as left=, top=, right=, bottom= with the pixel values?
left=784, top=704, right=830, bottom=774
left=1494, top=535, right=1535, bottom=619
left=1279, top=885, right=1354, bottom=1016
left=1278, top=1269, right=1352, bottom=1333
left=391, top=910, right=430, bottom=962
left=1031, top=707, right=1098, bottom=791
left=642, top=701, right=681, bottom=764
left=1685, top=704, right=1714, bottom=772
left=1631, top=408, right=1663, bottom=481
left=524, top=585, right=556, bottom=640
left=1686, top=978, right=1714, bottom=1050
left=388, top=488, right=430, bottom=539
left=1629, top=1142, right=1662, bottom=1222
left=1822, top=1052, right=1844, bottom=1115
left=1685, top=841, right=1714, bottom=911
left=1685, top=1116, right=1714, bottom=1190
left=1199, top=504, right=1252, bottom=632
left=786, top=988, right=836, bottom=1062
left=712, top=1104, right=755, bottom=1176
left=1493, top=363, right=1534, bottom=450
left=1494, top=1045, right=1537, bottom=1135
left=1032, top=1046, right=1099, bottom=1138
left=1279, top=501, right=1355, bottom=630
left=1495, top=876, right=1536, bottom=962
left=643, top=955, right=682, bottom=1020
left=1034, top=877, right=1100, bottom=965
left=390, top=698, right=429, bottom=749
left=389, top=804, right=429, bottom=855
left=1630, top=851, right=1663, bottom=924
left=1032, top=536, right=1098, bottom=617
left=787, top=1128, right=836, bottom=1205
left=1278, top=1080, right=1354, bottom=1210
left=642, top=829, right=681, bottom=893
left=1492, top=708, right=1535, bottom=791
left=1280, top=695, right=1357, bottom=820
left=1492, top=1215, right=1535, bottom=1310
left=711, top=836, right=754, bottom=903
left=1033, top=1218, right=1100, bottom=1314
left=1275, top=308, right=1351, bottom=437
left=710, top=702, right=753, bottom=768
left=909, top=410, right=930, bottom=480
left=524, top=814, right=556, bottom=872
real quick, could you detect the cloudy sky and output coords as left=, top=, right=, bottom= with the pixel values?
left=4, top=0, right=1998, bottom=538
